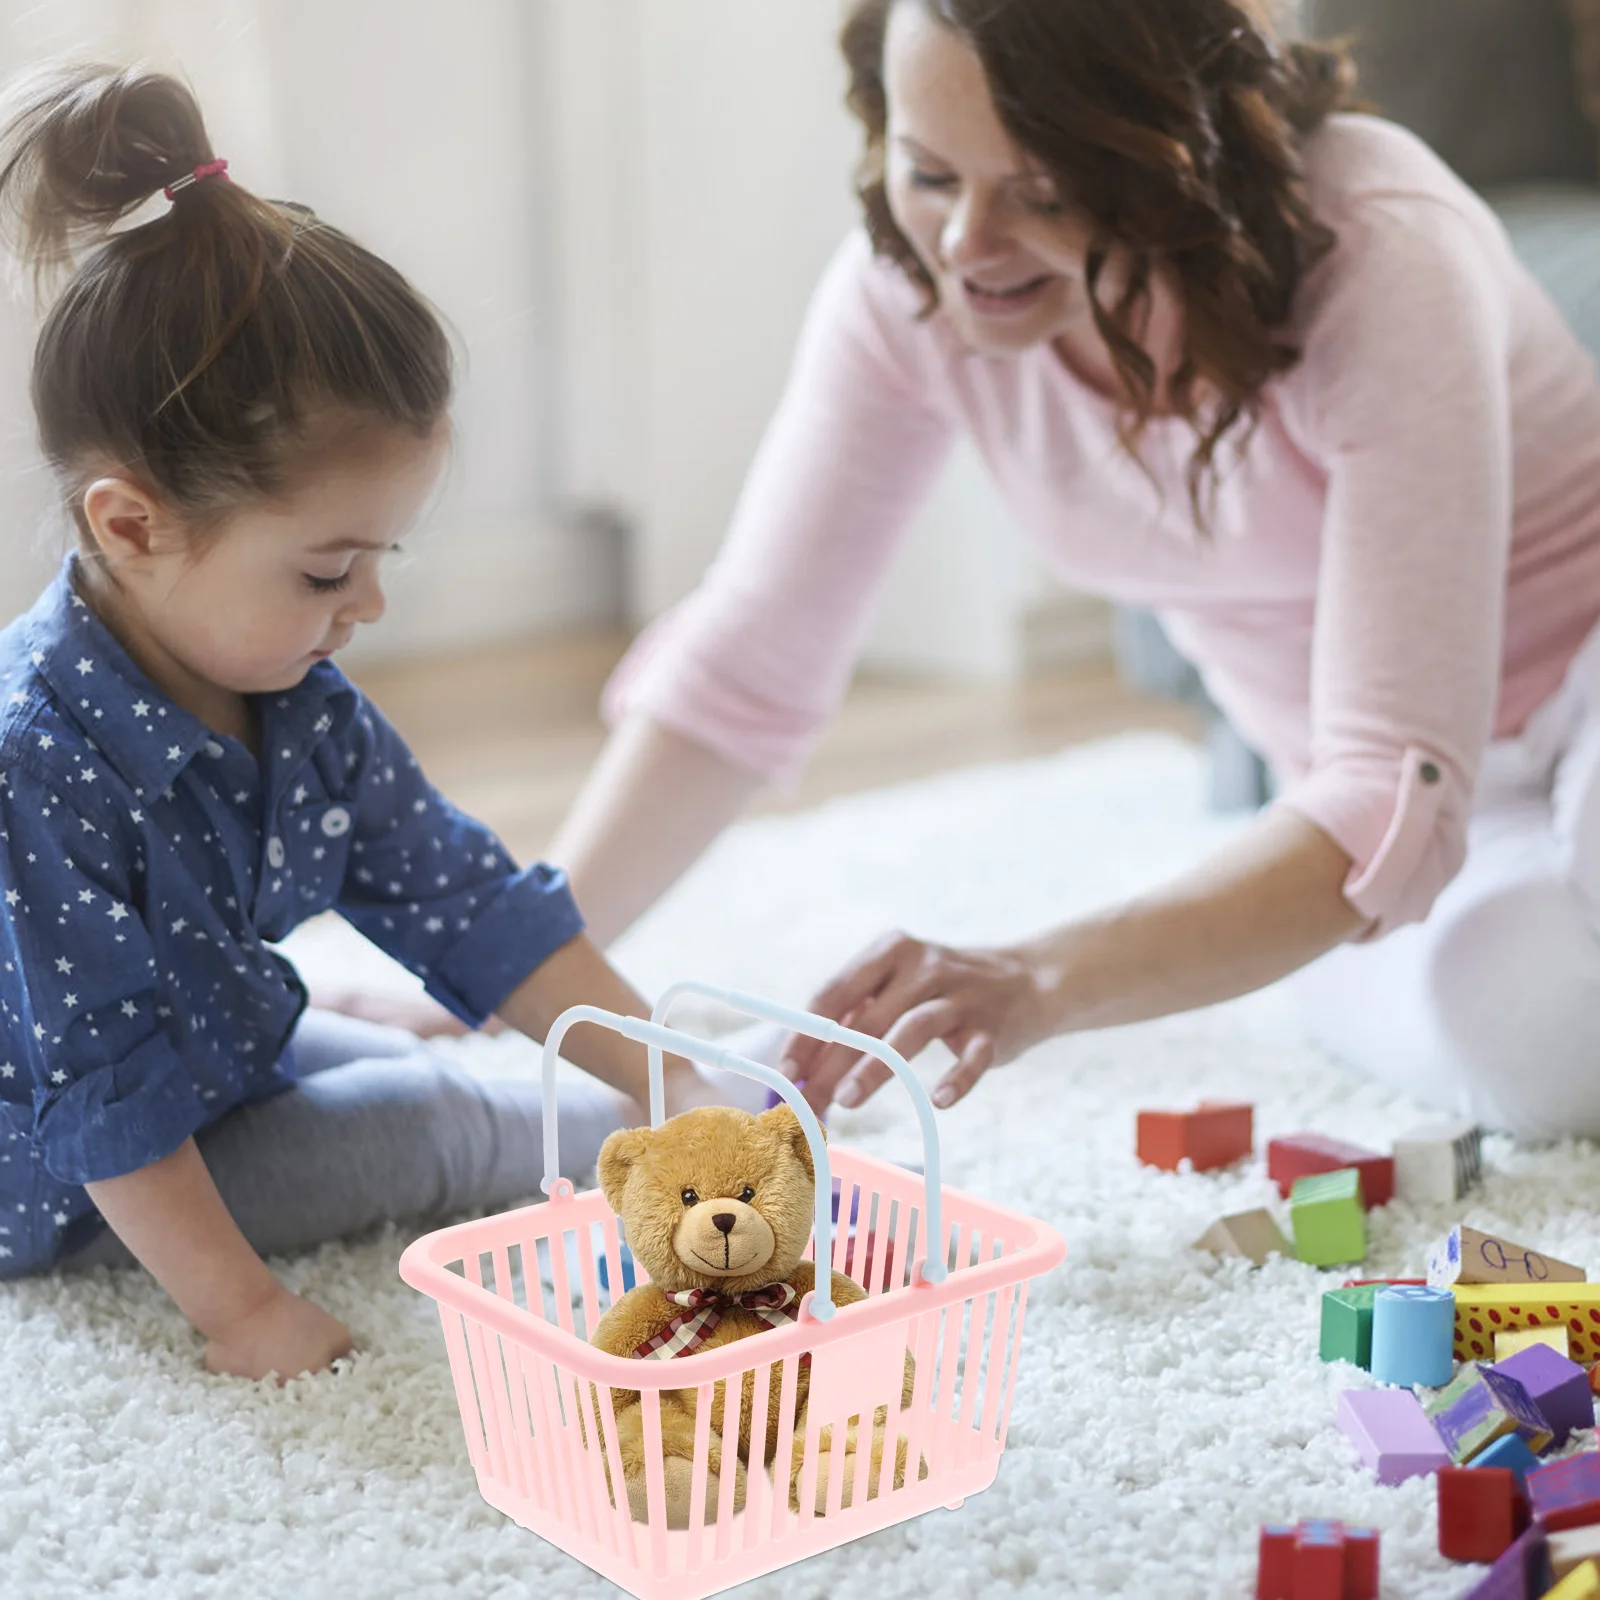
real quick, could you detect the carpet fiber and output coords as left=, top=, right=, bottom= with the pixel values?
left=4, top=733, right=1594, bottom=1599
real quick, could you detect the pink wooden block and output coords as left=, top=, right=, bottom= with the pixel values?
left=1337, top=1389, right=1451, bottom=1485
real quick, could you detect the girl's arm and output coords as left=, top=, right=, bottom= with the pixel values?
left=85, top=1141, right=353, bottom=1380
left=781, top=805, right=1367, bottom=1109
left=546, top=715, right=763, bottom=946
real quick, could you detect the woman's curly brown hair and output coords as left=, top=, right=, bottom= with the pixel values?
left=841, top=0, right=1360, bottom=519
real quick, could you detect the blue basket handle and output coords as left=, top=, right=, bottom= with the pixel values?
left=539, top=1005, right=842, bottom=1320
left=649, top=981, right=947, bottom=1288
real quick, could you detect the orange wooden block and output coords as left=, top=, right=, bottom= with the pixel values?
left=1137, top=1101, right=1253, bottom=1172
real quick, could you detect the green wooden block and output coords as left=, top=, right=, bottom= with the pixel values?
left=1320, top=1283, right=1379, bottom=1366
left=1291, top=1168, right=1367, bottom=1267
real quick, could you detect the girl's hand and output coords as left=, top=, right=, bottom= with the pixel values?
left=778, top=933, right=1048, bottom=1115
left=203, top=1282, right=355, bottom=1382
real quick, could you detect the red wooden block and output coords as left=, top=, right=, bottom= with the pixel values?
left=1258, top=1524, right=1297, bottom=1599
left=1527, top=1450, right=1600, bottom=1532
left=1267, top=1134, right=1395, bottom=1208
left=1591, top=1363, right=1600, bottom=1399
left=1438, top=1467, right=1528, bottom=1563
left=1293, top=1520, right=1346, bottom=1600
left=1341, top=1278, right=1427, bottom=1289
left=1342, top=1527, right=1380, bottom=1600
left=1137, top=1100, right=1253, bottom=1171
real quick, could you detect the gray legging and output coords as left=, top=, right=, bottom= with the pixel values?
left=63, top=1010, right=626, bottom=1269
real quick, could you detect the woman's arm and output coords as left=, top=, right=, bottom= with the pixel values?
left=547, top=716, right=764, bottom=946
left=781, top=805, right=1367, bottom=1110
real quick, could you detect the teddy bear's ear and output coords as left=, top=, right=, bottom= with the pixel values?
left=597, top=1126, right=652, bottom=1212
left=757, top=1101, right=823, bottom=1180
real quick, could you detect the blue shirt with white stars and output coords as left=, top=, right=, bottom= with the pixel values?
left=0, top=557, right=585, bottom=1275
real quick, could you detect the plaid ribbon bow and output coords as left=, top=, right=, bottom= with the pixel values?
left=632, top=1281, right=803, bottom=1361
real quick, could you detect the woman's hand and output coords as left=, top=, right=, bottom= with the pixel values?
left=778, top=932, right=1049, bottom=1114
left=203, top=1281, right=355, bottom=1382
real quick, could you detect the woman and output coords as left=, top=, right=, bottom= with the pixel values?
left=358, top=0, right=1600, bottom=1140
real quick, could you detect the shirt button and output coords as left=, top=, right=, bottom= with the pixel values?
left=1419, top=761, right=1441, bottom=785
left=266, top=836, right=286, bottom=869
left=321, top=807, right=351, bottom=838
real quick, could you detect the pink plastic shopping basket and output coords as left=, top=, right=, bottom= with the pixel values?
left=399, top=983, right=1066, bottom=1599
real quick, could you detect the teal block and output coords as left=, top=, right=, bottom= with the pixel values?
left=1472, top=1432, right=1539, bottom=1487
left=1291, top=1168, right=1367, bottom=1267
left=1321, top=1284, right=1378, bottom=1367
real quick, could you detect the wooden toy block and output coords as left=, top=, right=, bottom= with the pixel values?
left=1438, top=1465, right=1530, bottom=1563
left=1527, top=1450, right=1600, bottom=1532
left=1254, top=1520, right=1377, bottom=1600
left=1337, top=1389, right=1450, bottom=1485
left=1453, top=1283, right=1600, bottom=1364
left=1393, top=1121, right=1483, bottom=1204
left=1461, top=1524, right=1553, bottom=1600
left=1267, top=1134, right=1394, bottom=1207
left=1497, top=1326, right=1570, bottom=1361
left=1195, top=1207, right=1290, bottom=1266
left=1547, top=1559, right=1600, bottom=1599
left=1428, top=1224, right=1586, bottom=1289
left=1370, top=1284, right=1456, bottom=1388
left=1494, top=1343, right=1595, bottom=1446
left=1341, top=1277, right=1426, bottom=1289
left=1424, top=1364, right=1554, bottom=1463
left=1473, top=1433, right=1541, bottom=1487
left=1552, top=1531, right=1600, bottom=1585
left=1291, top=1169, right=1366, bottom=1267
left=1137, top=1100, right=1253, bottom=1171
left=1592, top=1363, right=1600, bottom=1399
left=1320, top=1284, right=1377, bottom=1368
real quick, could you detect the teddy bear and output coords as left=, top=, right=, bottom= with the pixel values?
left=589, top=1102, right=919, bottom=1528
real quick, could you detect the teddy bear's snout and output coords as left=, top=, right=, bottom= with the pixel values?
left=675, top=1196, right=778, bottom=1278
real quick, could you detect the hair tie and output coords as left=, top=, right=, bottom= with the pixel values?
left=163, top=158, right=229, bottom=201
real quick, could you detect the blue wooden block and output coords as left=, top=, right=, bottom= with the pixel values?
left=1472, top=1433, right=1540, bottom=1488
left=1370, top=1284, right=1456, bottom=1388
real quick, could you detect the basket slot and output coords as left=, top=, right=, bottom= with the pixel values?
left=639, top=1390, right=670, bottom=1571
left=899, top=1309, right=940, bottom=1500
left=713, top=1374, right=743, bottom=1560
left=743, top=1358, right=776, bottom=1553
left=509, top=1344, right=549, bottom=1513
left=437, top=1305, right=490, bottom=1479
left=997, top=1280, right=1031, bottom=1454
left=460, top=1256, right=516, bottom=1493
left=685, top=1380, right=716, bottom=1573
left=593, top=1378, right=641, bottom=1566
left=599, top=1214, right=629, bottom=1313
left=768, top=1353, right=803, bottom=1545
left=831, top=1181, right=858, bottom=1277
left=572, top=1374, right=624, bottom=1560
left=546, top=1227, right=581, bottom=1341
left=574, top=1229, right=605, bottom=1341
left=527, top=1352, right=574, bottom=1527
left=980, top=1280, right=1019, bottom=1447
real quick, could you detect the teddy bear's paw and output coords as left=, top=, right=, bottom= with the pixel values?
left=626, top=1454, right=748, bottom=1528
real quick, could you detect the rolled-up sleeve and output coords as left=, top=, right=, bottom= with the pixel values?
left=0, top=769, right=207, bottom=1183
left=603, top=230, right=957, bottom=786
left=1274, top=198, right=1514, bottom=938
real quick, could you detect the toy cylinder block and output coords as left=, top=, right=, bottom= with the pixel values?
left=1493, top=1343, right=1595, bottom=1447
left=1370, top=1285, right=1455, bottom=1388
left=1267, top=1135, right=1394, bottom=1208
left=1428, top=1224, right=1586, bottom=1290
left=1438, top=1466, right=1527, bottom=1563
left=1452, top=1283, right=1600, bottom=1364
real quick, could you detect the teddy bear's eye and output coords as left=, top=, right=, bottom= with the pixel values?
left=739, top=1186, right=755, bottom=1203
left=680, top=1187, right=699, bottom=1207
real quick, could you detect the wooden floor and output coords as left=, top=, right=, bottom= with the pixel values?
left=351, top=631, right=1201, bottom=863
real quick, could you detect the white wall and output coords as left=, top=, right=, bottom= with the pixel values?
left=0, top=0, right=617, bottom=659
left=550, top=0, right=1077, bottom=683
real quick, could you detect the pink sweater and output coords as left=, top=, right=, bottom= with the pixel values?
left=607, top=117, right=1600, bottom=938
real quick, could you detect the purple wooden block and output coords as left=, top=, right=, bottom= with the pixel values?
left=1495, top=1343, right=1595, bottom=1446
left=1528, top=1449, right=1600, bottom=1521
left=1337, top=1389, right=1450, bottom=1484
left=1430, top=1365, right=1553, bottom=1460
left=1462, top=1525, right=1552, bottom=1600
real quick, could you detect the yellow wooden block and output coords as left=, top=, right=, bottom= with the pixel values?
left=1546, top=1558, right=1600, bottom=1599
left=1453, top=1282, right=1600, bottom=1363
left=1494, top=1326, right=1571, bottom=1360
left=1553, top=1532, right=1600, bottom=1585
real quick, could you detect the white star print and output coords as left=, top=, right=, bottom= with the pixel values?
left=37, top=733, right=53, bottom=752
left=76, top=889, right=93, bottom=904
left=107, top=904, right=129, bottom=923
left=0, top=1064, right=13, bottom=1079
left=170, top=918, right=188, bottom=935
left=166, top=746, right=182, bottom=761
left=132, top=700, right=150, bottom=717
left=130, top=810, right=143, bottom=824
left=4, top=890, right=18, bottom=907
left=55, top=958, right=72, bottom=974
left=63, top=993, right=77, bottom=1008
left=49, top=1068, right=66, bottom=1084
left=121, top=1000, right=138, bottom=1018
left=52, top=1211, right=68, bottom=1226
left=75, top=658, right=93, bottom=676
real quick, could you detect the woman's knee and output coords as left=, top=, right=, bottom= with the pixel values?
left=1425, top=877, right=1600, bottom=1139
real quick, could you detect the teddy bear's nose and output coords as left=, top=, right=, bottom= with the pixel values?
left=711, top=1212, right=736, bottom=1235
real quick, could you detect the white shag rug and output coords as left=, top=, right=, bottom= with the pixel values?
left=4, top=732, right=1595, bottom=1600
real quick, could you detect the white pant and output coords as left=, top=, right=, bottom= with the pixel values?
left=1291, top=622, right=1600, bottom=1141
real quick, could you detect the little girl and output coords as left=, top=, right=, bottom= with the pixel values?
left=0, top=64, right=731, bottom=1382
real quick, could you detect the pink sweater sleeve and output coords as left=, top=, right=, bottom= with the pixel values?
left=603, top=233, right=956, bottom=784
left=1273, top=196, right=1514, bottom=939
